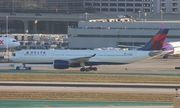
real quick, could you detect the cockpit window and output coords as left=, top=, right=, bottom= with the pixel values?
left=12, top=40, right=17, bottom=42
left=12, top=53, right=16, bottom=56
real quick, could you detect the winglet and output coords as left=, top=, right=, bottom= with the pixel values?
left=139, top=29, right=169, bottom=50
left=92, top=54, right=96, bottom=57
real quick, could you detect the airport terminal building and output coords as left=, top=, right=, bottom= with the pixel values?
left=0, top=0, right=180, bottom=34
left=0, top=0, right=84, bottom=13
left=0, top=0, right=180, bottom=50
left=68, top=20, right=180, bottom=49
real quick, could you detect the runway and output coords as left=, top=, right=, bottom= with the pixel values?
left=0, top=57, right=179, bottom=108
left=0, top=81, right=179, bottom=89
left=0, top=81, right=178, bottom=94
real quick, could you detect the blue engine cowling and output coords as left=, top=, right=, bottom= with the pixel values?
left=53, top=60, right=69, bottom=69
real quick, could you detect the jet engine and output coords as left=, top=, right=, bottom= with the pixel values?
left=53, top=60, right=69, bottom=69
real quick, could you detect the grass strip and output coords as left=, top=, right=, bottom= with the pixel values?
left=0, top=74, right=180, bottom=83
left=0, top=91, right=175, bottom=102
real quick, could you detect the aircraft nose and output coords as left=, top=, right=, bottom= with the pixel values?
left=8, top=55, right=14, bottom=62
left=8, top=55, right=12, bottom=60
left=17, top=42, right=20, bottom=46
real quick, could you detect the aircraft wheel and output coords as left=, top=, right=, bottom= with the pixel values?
left=93, top=67, right=97, bottom=71
left=28, top=67, right=31, bottom=70
left=88, top=67, right=93, bottom=71
left=80, top=68, right=85, bottom=72
left=16, top=67, right=20, bottom=70
left=163, top=54, right=168, bottom=59
left=85, top=68, right=89, bottom=72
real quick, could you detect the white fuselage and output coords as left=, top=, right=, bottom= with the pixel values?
left=9, top=49, right=160, bottom=65
left=170, top=42, right=180, bottom=55
left=0, top=37, right=20, bottom=49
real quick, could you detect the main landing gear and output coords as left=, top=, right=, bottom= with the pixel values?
left=163, top=54, right=168, bottom=59
left=80, top=67, right=97, bottom=72
left=23, top=63, right=32, bottom=70
left=79, top=61, right=97, bottom=72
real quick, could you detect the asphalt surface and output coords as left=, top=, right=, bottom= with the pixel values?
left=0, top=82, right=179, bottom=89
left=0, top=57, right=179, bottom=108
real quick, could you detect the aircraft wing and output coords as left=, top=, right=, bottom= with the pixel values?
left=162, top=50, right=174, bottom=54
left=118, top=45, right=143, bottom=49
left=173, top=46, right=180, bottom=48
left=149, top=50, right=173, bottom=57
left=69, top=54, right=96, bottom=63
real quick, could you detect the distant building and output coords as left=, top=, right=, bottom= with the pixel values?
left=0, top=0, right=180, bottom=14
left=159, top=0, right=180, bottom=13
left=0, top=0, right=84, bottom=13
left=84, top=0, right=180, bottom=14
left=68, top=20, right=180, bottom=49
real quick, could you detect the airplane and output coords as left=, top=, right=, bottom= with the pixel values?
left=8, top=29, right=170, bottom=71
left=0, top=37, right=20, bottom=49
left=162, top=39, right=180, bottom=58
left=118, top=39, right=180, bottom=59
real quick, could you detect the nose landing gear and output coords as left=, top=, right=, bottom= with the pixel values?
left=23, top=63, right=32, bottom=70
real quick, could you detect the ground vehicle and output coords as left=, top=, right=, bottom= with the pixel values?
left=9, top=64, right=31, bottom=70
left=116, top=15, right=125, bottom=18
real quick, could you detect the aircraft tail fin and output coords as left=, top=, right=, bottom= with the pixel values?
left=139, top=29, right=169, bottom=50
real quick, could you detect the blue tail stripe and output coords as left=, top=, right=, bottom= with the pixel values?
left=138, top=29, right=169, bottom=51
left=156, top=29, right=169, bottom=34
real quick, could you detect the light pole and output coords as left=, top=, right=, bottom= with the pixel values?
left=160, top=9, right=163, bottom=20
left=138, top=10, right=141, bottom=19
left=34, top=20, right=38, bottom=34
left=144, top=12, right=147, bottom=21
left=12, top=0, right=14, bottom=13
left=6, top=16, right=8, bottom=56
left=34, top=20, right=38, bottom=24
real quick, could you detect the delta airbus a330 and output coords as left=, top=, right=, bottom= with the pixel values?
left=9, top=29, right=169, bottom=71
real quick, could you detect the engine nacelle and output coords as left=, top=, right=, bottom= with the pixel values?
left=53, top=60, right=69, bottom=69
